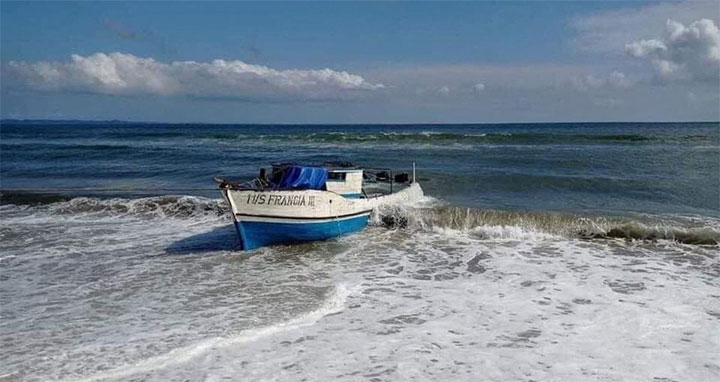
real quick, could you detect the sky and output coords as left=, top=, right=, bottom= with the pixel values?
left=1, top=0, right=718, bottom=123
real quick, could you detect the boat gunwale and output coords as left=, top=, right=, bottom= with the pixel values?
left=222, top=184, right=412, bottom=200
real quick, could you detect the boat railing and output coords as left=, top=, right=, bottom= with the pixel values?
left=215, top=164, right=414, bottom=194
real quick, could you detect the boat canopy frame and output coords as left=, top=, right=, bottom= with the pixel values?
left=215, top=161, right=408, bottom=194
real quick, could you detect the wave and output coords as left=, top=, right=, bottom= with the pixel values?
left=117, top=131, right=186, bottom=138
left=1, top=193, right=227, bottom=220
left=210, top=132, right=250, bottom=140
left=373, top=205, right=720, bottom=245
left=207, top=131, right=714, bottom=146
left=0, top=191, right=72, bottom=206
left=0, top=143, right=135, bottom=151
left=3, top=193, right=718, bottom=245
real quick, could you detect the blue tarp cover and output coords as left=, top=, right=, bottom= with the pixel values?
left=277, top=166, right=328, bottom=190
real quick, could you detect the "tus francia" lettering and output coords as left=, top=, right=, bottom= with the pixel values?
left=246, top=194, right=316, bottom=207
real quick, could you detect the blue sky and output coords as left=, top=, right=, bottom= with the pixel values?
left=1, top=1, right=718, bottom=123
left=1, top=2, right=614, bottom=66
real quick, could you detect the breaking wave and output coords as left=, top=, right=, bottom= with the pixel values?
left=373, top=204, right=720, bottom=245
left=1, top=193, right=227, bottom=220
left=3, top=193, right=718, bottom=246
left=209, top=131, right=716, bottom=146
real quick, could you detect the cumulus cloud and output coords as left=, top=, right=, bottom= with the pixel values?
left=625, top=18, right=720, bottom=83
left=5, top=52, right=384, bottom=101
left=570, top=1, right=718, bottom=54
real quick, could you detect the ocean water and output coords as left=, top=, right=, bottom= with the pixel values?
left=0, top=122, right=719, bottom=381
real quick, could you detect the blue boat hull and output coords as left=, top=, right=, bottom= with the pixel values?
left=234, top=214, right=370, bottom=250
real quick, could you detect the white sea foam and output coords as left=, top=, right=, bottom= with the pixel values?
left=2, top=194, right=719, bottom=382
left=63, top=284, right=353, bottom=382
left=88, top=229, right=719, bottom=382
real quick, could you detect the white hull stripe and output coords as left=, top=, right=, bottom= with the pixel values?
left=233, top=209, right=372, bottom=221
left=236, top=212, right=371, bottom=224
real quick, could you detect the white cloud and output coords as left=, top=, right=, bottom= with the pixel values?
left=625, top=18, right=720, bottom=82
left=573, top=70, right=633, bottom=90
left=608, top=70, right=632, bottom=88
left=369, top=63, right=640, bottom=100
left=369, top=64, right=593, bottom=93
left=5, top=52, right=384, bottom=101
left=571, top=1, right=718, bottom=54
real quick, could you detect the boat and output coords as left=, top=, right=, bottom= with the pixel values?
left=215, top=162, right=423, bottom=250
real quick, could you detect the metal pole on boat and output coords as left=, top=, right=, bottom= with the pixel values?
left=412, top=162, right=416, bottom=184
left=390, top=170, right=393, bottom=194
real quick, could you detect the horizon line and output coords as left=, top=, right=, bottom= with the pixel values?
left=2, top=119, right=718, bottom=126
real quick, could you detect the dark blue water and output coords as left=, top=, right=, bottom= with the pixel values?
left=2, top=121, right=718, bottom=217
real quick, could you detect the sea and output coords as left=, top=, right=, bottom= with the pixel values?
left=1, top=121, right=719, bottom=382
